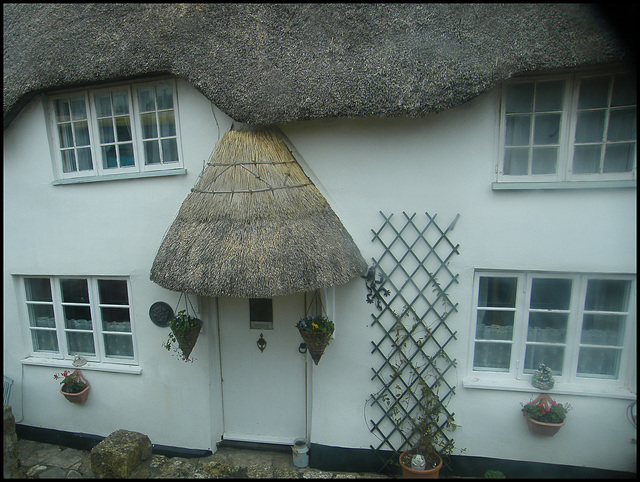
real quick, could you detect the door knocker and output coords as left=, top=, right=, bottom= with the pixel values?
left=257, top=333, right=267, bottom=352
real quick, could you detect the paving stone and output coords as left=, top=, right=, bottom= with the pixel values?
left=66, top=469, right=83, bottom=478
left=46, top=450, right=84, bottom=469
left=38, top=466, right=67, bottom=478
left=303, top=468, right=334, bottom=478
left=25, top=464, right=48, bottom=477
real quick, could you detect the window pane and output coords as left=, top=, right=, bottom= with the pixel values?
left=115, top=116, right=132, bottom=142
left=102, top=307, right=131, bottom=332
left=603, top=143, right=635, bottom=173
left=104, top=334, right=134, bottom=357
left=98, top=118, right=115, bottom=143
left=66, top=332, right=95, bottom=355
left=577, top=347, right=621, bottom=377
left=607, top=107, right=636, bottom=141
left=578, top=76, right=610, bottom=109
left=25, top=278, right=52, bottom=302
left=156, top=84, right=174, bottom=110
left=112, top=90, right=130, bottom=115
left=73, top=121, right=90, bottom=146
left=505, top=83, right=534, bottom=113
left=611, top=72, right=637, bottom=106
left=475, top=310, right=514, bottom=340
left=530, top=278, right=572, bottom=310
left=527, top=312, right=568, bottom=342
left=138, top=87, right=156, bottom=112
left=77, top=148, right=93, bottom=171
left=98, top=280, right=129, bottom=304
left=531, top=147, right=557, bottom=174
left=584, top=279, right=630, bottom=312
left=505, top=115, right=531, bottom=145
left=533, top=114, right=560, bottom=145
left=535, top=80, right=564, bottom=112
left=572, top=145, right=601, bottom=173
left=102, top=145, right=117, bottom=169
left=575, top=110, right=605, bottom=143
left=144, top=140, right=161, bottom=164
left=60, top=279, right=90, bottom=303
left=119, top=144, right=135, bottom=167
left=70, top=97, right=87, bottom=120
left=58, top=123, right=74, bottom=148
left=95, top=93, right=112, bottom=117
left=473, top=342, right=511, bottom=371
left=581, top=314, right=625, bottom=346
left=64, top=305, right=92, bottom=330
left=55, top=99, right=71, bottom=122
left=523, top=345, right=564, bottom=375
left=503, top=148, right=529, bottom=175
left=140, top=113, right=157, bottom=139
left=32, top=329, right=59, bottom=352
left=158, top=111, right=176, bottom=137
left=478, top=277, right=517, bottom=308
left=28, top=304, right=55, bottom=328
left=161, top=138, right=179, bottom=163
left=61, top=150, right=76, bottom=173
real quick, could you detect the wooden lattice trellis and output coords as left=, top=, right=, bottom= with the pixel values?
left=365, top=211, right=460, bottom=472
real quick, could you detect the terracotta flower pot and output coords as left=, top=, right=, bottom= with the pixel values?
left=525, top=417, right=565, bottom=437
left=399, top=450, right=442, bottom=479
left=298, top=329, right=333, bottom=365
left=60, top=371, right=90, bottom=404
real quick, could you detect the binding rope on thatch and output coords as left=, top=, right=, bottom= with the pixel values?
left=150, top=126, right=367, bottom=298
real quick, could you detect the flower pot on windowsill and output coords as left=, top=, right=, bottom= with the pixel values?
left=399, top=450, right=443, bottom=479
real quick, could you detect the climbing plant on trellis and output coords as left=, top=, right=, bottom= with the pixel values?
left=365, top=211, right=461, bottom=472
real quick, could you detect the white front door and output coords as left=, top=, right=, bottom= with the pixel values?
left=218, top=294, right=308, bottom=445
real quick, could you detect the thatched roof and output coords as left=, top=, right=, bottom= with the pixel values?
left=150, top=126, right=367, bottom=297
left=3, top=3, right=634, bottom=130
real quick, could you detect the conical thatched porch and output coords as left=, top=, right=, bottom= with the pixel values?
left=150, top=125, right=367, bottom=298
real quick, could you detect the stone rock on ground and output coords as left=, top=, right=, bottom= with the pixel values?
left=90, top=429, right=152, bottom=478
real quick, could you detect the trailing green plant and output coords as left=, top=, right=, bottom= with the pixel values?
left=521, top=395, right=571, bottom=424
left=53, top=370, right=87, bottom=394
left=483, top=469, right=506, bottom=478
left=162, top=309, right=201, bottom=362
left=296, top=314, right=334, bottom=341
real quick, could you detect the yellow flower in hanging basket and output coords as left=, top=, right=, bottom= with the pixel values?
left=296, top=315, right=334, bottom=365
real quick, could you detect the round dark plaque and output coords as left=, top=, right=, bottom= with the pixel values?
left=149, top=302, right=174, bottom=327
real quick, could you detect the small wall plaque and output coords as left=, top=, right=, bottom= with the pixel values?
left=149, top=301, right=174, bottom=327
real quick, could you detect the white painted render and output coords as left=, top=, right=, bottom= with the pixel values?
left=3, top=77, right=636, bottom=473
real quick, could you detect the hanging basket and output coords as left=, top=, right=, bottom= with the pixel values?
left=171, top=318, right=203, bottom=360
left=523, top=394, right=566, bottom=437
left=298, top=329, right=333, bottom=365
left=60, top=370, right=90, bottom=404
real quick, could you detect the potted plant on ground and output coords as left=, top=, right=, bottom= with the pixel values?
left=296, top=314, right=334, bottom=365
left=521, top=393, right=571, bottom=436
left=162, top=309, right=202, bottom=362
left=54, top=370, right=90, bottom=404
left=398, top=379, right=460, bottom=478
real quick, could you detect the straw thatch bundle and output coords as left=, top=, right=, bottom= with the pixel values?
left=150, top=126, right=367, bottom=298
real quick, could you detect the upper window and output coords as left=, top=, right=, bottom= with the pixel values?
left=471, top=271, right=635, bottom=384
left=497, top=69, right=636, bottom=185
left=48, top=79, right=182, bottom=180
left=21, top=276, right=137, bottom=364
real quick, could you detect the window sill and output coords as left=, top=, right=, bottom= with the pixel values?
left=492, top=180, right=636, bottom=191
left=462, top=376, right=635, bottom=400
left=52, top=168, right=187, bottom=185
left=21, top=356, right=142, bottom=375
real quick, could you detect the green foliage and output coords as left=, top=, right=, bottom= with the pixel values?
left=483, top=470, right=506, bottom=478
left=53, top=370, right=87, bottom=394
left=162, top=310, right=201, bottom=362
left=521, top=396, right=571, bottom=424
left=296, top=315, right=334, bottom=337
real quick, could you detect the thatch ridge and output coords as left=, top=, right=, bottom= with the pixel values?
left=3, top=3, right=633, bottom=129
left=150, top=126, right=367, bottom=297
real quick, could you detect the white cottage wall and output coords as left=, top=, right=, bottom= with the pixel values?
left=3, top=78, right=232, bottom=450
left=281, top=88, right=636, bottom=473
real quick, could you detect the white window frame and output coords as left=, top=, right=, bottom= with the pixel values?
left=465, top=270, right=636, bottom=398
left=495, top=67, right=637, bottom=189
left=18, top=276, right=139, bottom=366
left=46, top=78, right=184, bottom=183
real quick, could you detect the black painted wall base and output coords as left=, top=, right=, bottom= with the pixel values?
left=309, top=443, right=636, bottom=479
left=15, top=424, right=212, bottom=459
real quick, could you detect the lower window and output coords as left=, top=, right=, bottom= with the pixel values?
left=471, top=271, right=635, bottom=381
left=21, top=276, right=136, bottom=363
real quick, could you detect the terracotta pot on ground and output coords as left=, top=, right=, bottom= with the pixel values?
left=399, top=450, right=443, bottom=479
